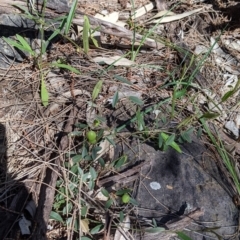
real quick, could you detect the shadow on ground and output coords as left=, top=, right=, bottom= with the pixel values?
left=0, top=123, right=44, bottom=239
left=205, top=0, right=240, bottom=30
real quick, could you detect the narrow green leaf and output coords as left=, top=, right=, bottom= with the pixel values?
left=90, top=36, right=99, bottom=48
left=129, top=197, right=138, bottom=206
left=200, top=112, right=220, bottom=119
left=78, top=167, right=83, bottom=176
left=41, top=79, right=49, bottom=107
left=101, top=188, right=109, bottom=198
left=119, top=211, right=124, bottom=222
left=160, top=132, right=169, bottom=141
left=65, top=0, right=78, bottom=35
left=82, top=145, right=88, bottom=158
left=13, top=4, right=31, bottom=15
left=161, top=115, right=167, bottom=124
left=63, top=202, right=73, bottom=215
left=84, top=155, right=92, bottom=161
left=221, top=90, right=234, bottom=102
left=48, top=29, right=61, bottom=42
left=92, top=80, right=103, bottom=101
left=74, top=218, right=79, bottom=232
left=41, top=41, right=49, bottom=53
left=90, top=26, right=101, bottom=34
left=170, top=142, right=182, bottom=153
left=90, top=224, right=103, bottom=234
left=81, top=205, right=88, bottom=217
left=145, top=227, right=165, bottom=233
left=174, top=89, right=187, bottom=99
left=49, top=211, right=64, bottom=223
left=16, top=34, right=32, bottom=52
left=105, top=199, right=113, bottom=209
left=51, top=62, right=80, bottom=74
left=136, top=110, right=145, bottom=131
left=114, top=75, right=133, bottom=85
left=82, top=173, right=89, bottom=182
left=105, top=136, right=116, bottom=147
left=72, top=154, right=82, bottom=163
left=112, top=91, right=119, bottom=108
left=3, top=37, right=35, bottom=55
left=158, top=133, right=163, bottom=148
left=116, top=188, right=131, bottom=196
left=68, top=131, right=82, bottom=137
left=177, top=231, right=193, bottom=240
left=83, top=15, right=90, bottom=54
left=165, top=134, right=175, bottom=146
left=42, top=28, right=61, bottom=53
left=88, top=179, right=95, bottom=190
left=92, top=146, right=101, bottom=160
left=181, top=128, right=193, bottom=143
left=90, top=167, right=97, bottom=180
left=75, top=123, right=88, bottom=129
left=70, top=165, right=78, bottom=174
left=12, top=4, right=35, bottom=20
left=97, top=129, right=104, bottom=140
left=161, top=133, right=182, bottom=153
left=222, top=79, right=240, bottom=102
left=129, top=96, right=144, bottom=106
left=115, top=155, right=127, bottom=168
left=98, top=157, right=105, bottom=167
left=152, top=218, right=157, bottom=227
left=197, top=127, right=202, bottom=138
left=181, top=133, right=192, bottom=143
left=52, top=15, right=68, bottom=23
left=185, top=127, right=194, bottom=135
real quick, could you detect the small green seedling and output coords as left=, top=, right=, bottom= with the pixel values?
left=3, top=0, right=80, bottom=107
left=92, top=80, right=103, bottom=101
left=83, top=15, right=99, bottom=54
left=158, top=132, right=182, bottom=153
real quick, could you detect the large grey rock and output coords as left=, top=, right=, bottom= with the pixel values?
left=114, top=137, right=238, bottom=240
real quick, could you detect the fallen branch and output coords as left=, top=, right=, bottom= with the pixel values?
left=135, top=208, right=204, bottom=240
left=0, top=0, right=164, bottom=49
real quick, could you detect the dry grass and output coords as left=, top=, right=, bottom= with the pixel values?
left=0, top=0, right=240, bottom=239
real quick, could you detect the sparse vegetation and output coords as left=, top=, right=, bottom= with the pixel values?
left=0, top=0, right=240, bottom=239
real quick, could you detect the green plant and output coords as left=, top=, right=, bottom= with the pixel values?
left=200, top=117, right=240, bottom=195
left=177, top=232, right=193, bottom=240
left=3, top=0, right=80, bottom=106
left=83, top=15, right=99, bottom=54
left=158, top=132, right=182, bottom=153
left=51, top=125, right=138, bottom=236
left=129, top=3, right=179, bottom=61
